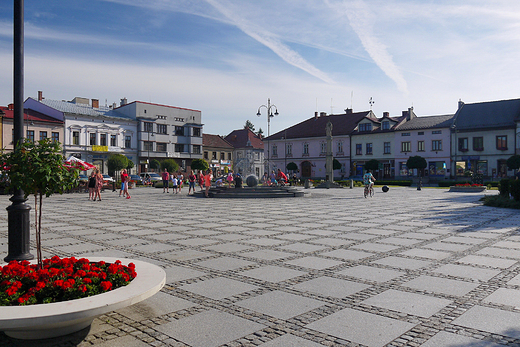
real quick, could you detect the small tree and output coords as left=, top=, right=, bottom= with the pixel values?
left=257, top=128, right=264, bottom=137
left=507, top=155, right=520, bottom=171
left=107, top=154, right=128, bottom=178
left=365, top=159, right=380, bottom=172
left=333, top=159, right=342, bottom=170
left=406, top=156, right=427, bottom=176
left=126, top=160, right=134, bottom=171
left=244, top=120, right=255, bottom=132
left=191, top=158, right=209, bottom=172
left=161, top=159, right=179, bottom=173
left=286, top=162, right=298, bottom=171
left=0, top=139, right=79, bottom=268
left=150, top=159, right=161, bottom=171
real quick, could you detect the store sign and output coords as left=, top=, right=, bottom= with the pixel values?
left=92, top=145, right=108, bottom=152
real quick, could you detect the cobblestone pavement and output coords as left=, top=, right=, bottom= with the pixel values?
left=1, top=186, right=520, bottom=347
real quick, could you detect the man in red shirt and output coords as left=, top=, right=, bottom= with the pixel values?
left=120, top=169, right=131, bottom=199
left=276, top=169, right=288, bottom=185
left=162, top=168, right=170, bottom=193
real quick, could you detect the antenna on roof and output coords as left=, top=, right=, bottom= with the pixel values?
left=331, top=98, right=334, bottom=114
left=369, top=97, right=375, bottom=110
left=351, top=91, right=353, bottom=109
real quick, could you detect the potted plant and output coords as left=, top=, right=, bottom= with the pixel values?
left=0, top=139, right=165, bottom=339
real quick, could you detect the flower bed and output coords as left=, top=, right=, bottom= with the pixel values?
left=449, top=183, right=487, bottom=192
left=0, top=256, right=136, bottom=306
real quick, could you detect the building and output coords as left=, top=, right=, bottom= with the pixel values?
left=394, top=113, right=454, bottom=180
left=113, top=100, right=203, bottom=173
left=267, top=109, right=369, bottom=179
left=202, top=134, right=233, bottom=176
left=225, top=128, right=264, bottom=177
left=0, top=104, right=64, bottom=151
left=451, top=98, right=520, bottom=178
left=24, top=95, right=138, bottom=174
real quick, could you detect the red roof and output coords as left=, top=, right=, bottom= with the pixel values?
left=203, top=133, right=233, bottom=149
left=225, top=128, right=264, bottom=149
left=0, top=106, right=64, bottom=124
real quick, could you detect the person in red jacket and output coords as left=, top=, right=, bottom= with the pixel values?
left=276, top=169, right=288, bottom=185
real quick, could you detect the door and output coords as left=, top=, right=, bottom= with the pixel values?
left=301, top=161, right=312, bottom=177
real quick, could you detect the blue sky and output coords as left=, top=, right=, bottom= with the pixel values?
left=1, top=0, right=519, bottom=136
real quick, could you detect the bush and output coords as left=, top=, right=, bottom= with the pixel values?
left=375, top=180, right=412, bottom=187
left=510, top=180, right=520, bottom=201
left=499, top=178, right=511, bottom=197
left=482, top=195, right=520, bottom=209
left=483, top=181, right=499, bottom=187
left=438, top=180, right=470, bottom=187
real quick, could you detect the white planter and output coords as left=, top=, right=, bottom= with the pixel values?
left=0, top=257, right=166, bottom=340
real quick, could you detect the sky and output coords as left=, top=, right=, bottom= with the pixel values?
left=0, top=0, right=519, bottom=136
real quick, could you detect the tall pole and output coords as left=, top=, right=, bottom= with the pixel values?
left=5, top=0, right=33, bottom=262
left=257, top=98, right=279, bottom=175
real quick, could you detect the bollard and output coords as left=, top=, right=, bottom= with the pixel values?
left=417, top=177, right=422, bottom=191
left=350, top=179, right=353, bottom=189
left=304, top=179, right=311, bottom=189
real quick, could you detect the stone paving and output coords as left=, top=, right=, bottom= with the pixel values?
left=1, top=186, right=520, bottom=346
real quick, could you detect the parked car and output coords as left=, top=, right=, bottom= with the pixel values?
left=139, top=172, right=162, bottom=186
left=129, top=174, right=143, bottom=185
left=102, top=174, right=115, bottom=184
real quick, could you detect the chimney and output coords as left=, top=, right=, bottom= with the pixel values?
left=383, top=111, right=389, bottom=118
left=407, top=107, right=415, bottom=121
left=8, top=103, right=14, bottom=110
left=92, top=99, right=99, bottom=109
left=120, top=97, right=128, bottom=106
left=458, top=99, right=464, bottom=110
left=345, top=108, right=353, bottom=114
left=38, top=91, right=43, bottom=101
left=320, top=112, right=327, bottom=117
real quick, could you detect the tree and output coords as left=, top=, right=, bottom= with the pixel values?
left=244, top=120, right=255, bottom=132
left=126, top=160, right=134, bottom=171
left=406, top=156, right=427, bottom=176
left=257, top=128, right=264, bottom=137
left=191, top=158, right=209, bottom=172
left=150, top=159, right=161, bottom=171
left=333, top=159, right=342, bottom=170
left=0, top=139, right=79, bottom=268
left=161, top=159, right=179, bottom=173
left=507, top=155, right=520, bottom=171
left=286, top=162, right=298, bottom=171
left=107, top=154, right=128, bottom=177
left=365, top=159, right=380, bottom=171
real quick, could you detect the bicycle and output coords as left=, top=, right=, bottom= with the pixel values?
left=364, top=184, right=374, bottom=198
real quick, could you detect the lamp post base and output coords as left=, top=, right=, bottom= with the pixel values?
left=4, top=193, right=33, bottom=262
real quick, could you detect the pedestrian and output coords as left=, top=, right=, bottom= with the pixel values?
left=119, top=169, right=127, bottom=197
left=198, top=172, right=204, bottom=191
left=88, top=171, right=96, bottom=200
left=172, top=175, right=178, bottom=193
left=121, top=169, right=131, bottom=199
left=177, top=173, right=183, bottom=193
left=188, top=170, right=196, bottom=195
left=204, top=170, right=212, bottom=197
left=262, top=172, right=269, bottom=186
left=270, top=170, right=277, bottom=186
left=226, top=171, right=234, bottom=187
left=162, top=168, right=170, bottom=193
left=94, top=169, right=104, bottom=201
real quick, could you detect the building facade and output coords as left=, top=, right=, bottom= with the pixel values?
left=202, top=134, right=233, bottom=176
left=225, top=128, right=264, bottom=177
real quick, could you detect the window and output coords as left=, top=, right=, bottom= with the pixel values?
left=458, top=138, right=468, bottom=151
left=432, top=140, right=442, bottom=151
left=418, top=131, right=424, bottom=135
left=220, top=152, right=225, bottom=160
left=193, top=128, right=201, bottom=137
left=227, top=153, right=231, bottom=160
left=156, top=142, right=167, bottom=152
left=320, top=142, right=326, bottom=154
left=382, top=121, right=390, bottom=130
left=432, top=130, right=442, bottom=134
left=303, top=143, right=309, bottom=155
left=175, top=126, right=184, bottom=136
left=358, top=123, right=372, bottom=132
left=143, top=141, right=153, bottom=151
left=417, top=141, right=425, bottom=152
left=204, top=151, right=208, bottom=159
left=100, top=134, right=107, bottom=146
left=337, top=141, right=343, bottom=153
left=401, top=141, right=411, bottom=152
left=52, top=132, right=59, bottom=143
left=366, top=143, right=373, bottom=155
left=89, top=133, right=96, bottom=146
left=272, top=145, right=277, bottom=156
left=356, top=144, right=362, bottom=155
left=143, top=122, right=153, bottom=133
left=125, top=136, right=131, bottom=148
left=73, top=131, right=80, bottom=145
left=193, top=145, right=201, bottom=154
left=384, top=142, right=391, bottom=154
left=212, top=151, right=217, bottom=159
left=27, top=130, right=35, bottom=143
left=157, top=124, right=167, bottom=134
left=401, top=132, right=410, bottom=136
left=473, top=137, right=484, bottom=151
left=496, top=135, right=507, bottom=150
left=286, top=143, right=292, bottom=156
left=39, top=131, right=47, bottom=140
left=110, top=135, right=116, bottom=147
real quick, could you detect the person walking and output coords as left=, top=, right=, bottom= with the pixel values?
left=226, top=171, right=234, bottom=187
left=162, top=168, right=170, bottom=193
left=204, top=170, right=213, bottom=197
left=121, top=169, right=131, bottom=199
left=198, top=172, right=204, bottom=191
left=88, top=171, right=96, bottom=200
left=119, top=169, right=127, bottom=197
left=171, top=175, right=178, bottom=194
left=94, top=169, right=104, bottom=201
left=188, top=170, right=196, bottom=195
left=177, top=173, right=183, bottom=193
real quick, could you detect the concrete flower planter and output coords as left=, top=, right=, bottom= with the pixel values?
left=0, top=257, right=165, bottom=340
left=448, top=186, right=487, bottom=193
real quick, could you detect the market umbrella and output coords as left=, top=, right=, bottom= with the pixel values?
left=64, top=156, right=96, bottom=171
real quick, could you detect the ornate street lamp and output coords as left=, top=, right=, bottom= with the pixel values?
left=256, top=98, right=279, bottom=174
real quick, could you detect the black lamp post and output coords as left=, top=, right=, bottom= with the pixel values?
left=256, top=98, right=279, bottom=174
left=5, top=0, right=33, bottom=262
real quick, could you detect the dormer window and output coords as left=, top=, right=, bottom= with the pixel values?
left=382, top=121, right=390, bottom=130
left=359, top=123, right=372, bottom=132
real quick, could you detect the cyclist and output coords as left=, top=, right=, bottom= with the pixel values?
left=363, top=170, right=376, bottom=192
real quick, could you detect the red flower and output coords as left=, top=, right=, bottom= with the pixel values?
left=100, top=281, right=112, bottom=291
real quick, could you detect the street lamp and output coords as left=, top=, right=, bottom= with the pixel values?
left=256, top=98, right=279, bottom=174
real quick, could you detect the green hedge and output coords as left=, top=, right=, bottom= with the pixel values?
left=438, top=180, right=471, bottom=187
left=375, top=180, right=412, bottom=187
left=482, top=195, right=520, bottom=209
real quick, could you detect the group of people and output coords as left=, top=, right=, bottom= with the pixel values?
left=87, top=169, right=105, bottom=201
left=262, top=169, right=289, bottom=186
left=161, top=169, right=187, bottom=194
